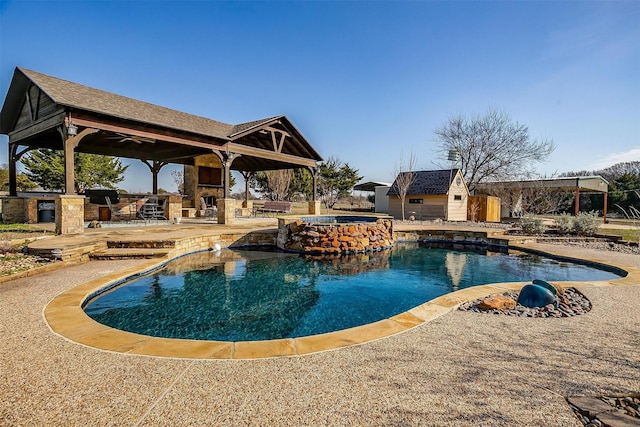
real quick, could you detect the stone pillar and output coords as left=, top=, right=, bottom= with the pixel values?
left=25, top=199, right=39, bottom=224
left=165, top=194, right=183, bottom=222
left=217, top=198, right=235, bottom=225
left=55, top=195, right=85, bottom=235
left=308, top=200, right=321, bottom=215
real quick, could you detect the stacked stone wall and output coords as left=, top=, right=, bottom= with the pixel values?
left=279, top=218, right=393, bottom=254
left=1, top=197, right=26, bottom=223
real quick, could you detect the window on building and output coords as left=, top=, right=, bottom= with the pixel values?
left=408, top=198, right=424, bottom=204
left=198, top=167, right=222, bottom=186
left=454, top=195, right=462, bottom=201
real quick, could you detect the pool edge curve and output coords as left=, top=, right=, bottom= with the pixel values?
left=43, top=242, right=639, bottom=360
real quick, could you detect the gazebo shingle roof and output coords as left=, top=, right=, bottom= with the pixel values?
left=18, top=67, right=277, bottom=140
left=387, top=169, right=460, bottom=196
left=1, top=66, right=323, bottom=175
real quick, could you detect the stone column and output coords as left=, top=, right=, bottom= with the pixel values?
left=55, top=195, right=85, bottom=235
left=308, top=200, right=321, bottom=215
left=165, top=194, right=183, bottom=222
left=217, top=198, right=235, bottom=225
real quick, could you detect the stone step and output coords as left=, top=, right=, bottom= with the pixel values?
left=89, top=248, right=171, bottom=260
left=106, top=240, right=176, bottom=249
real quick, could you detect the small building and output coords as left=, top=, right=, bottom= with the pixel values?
left=374, top=185, right=391, bottom=213
left=387, top=169, right=469, bottom=221
left=353, top=181, right=391, bottom=213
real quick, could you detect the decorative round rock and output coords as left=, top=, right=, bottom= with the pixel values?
left=517, top=284, right=557, bottom=308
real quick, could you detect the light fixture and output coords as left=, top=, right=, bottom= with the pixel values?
left=67, top=122, right=78, bottom=137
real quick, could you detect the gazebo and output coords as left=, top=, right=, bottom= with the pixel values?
left=0, top=67, right=323, bottom=232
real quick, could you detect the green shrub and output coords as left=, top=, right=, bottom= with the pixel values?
left=553, top=213, right=574, bottom=235
left=520, top=215, right=546, bottom=235
left=573, top=211, right=601, bottom=236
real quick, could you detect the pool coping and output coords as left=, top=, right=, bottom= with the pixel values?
left=43, top=242, right=640, bottom=360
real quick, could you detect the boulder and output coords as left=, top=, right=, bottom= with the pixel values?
left=477, top=295, right=517, bottom=311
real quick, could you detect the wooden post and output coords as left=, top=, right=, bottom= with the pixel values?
left=8, top=143, right=17, bottom=196
left=142, top=160, right=167, bottom=195
left=603, top=192, right=608, bottom=223
left=308, top=166, right=318, bottom=201
left=222, top=153, right=237, bottom=199
left=62, top=127, right=99, bottom=195
left=574, top=187, right=580, bottom=216
left=64, top=136, right=75, bottom=194
left=242, top=171, right=252, bottom=207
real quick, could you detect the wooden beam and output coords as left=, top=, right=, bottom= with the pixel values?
left=67, top=128, right=99, bottom=149
left=224, top=142, right=317, bottom=168
left=25, top=89, right=34, bottom=122
left=8, top=111, right=65, bottom=143
left=277, top=132, right=286, bottom=153
left=227, top=118, right=281, bottom=139
left=264, top=126, right=291, bottom=138
left=70, top=117, right=225, bottom=151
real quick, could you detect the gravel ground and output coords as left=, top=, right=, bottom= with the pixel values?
left=459, top=287, right=592, bottom=318
left=0, top=252, right=52, bottom=276
left=1, top=241, right=639, bottom=426
left=558, top=239, right=640, bottom=255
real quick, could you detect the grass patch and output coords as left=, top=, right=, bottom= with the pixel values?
left=0, top=224, right=53, bottom=253
left=0, top=223, right=43, bottom=232
left=600, top=228, right=640, bottom=243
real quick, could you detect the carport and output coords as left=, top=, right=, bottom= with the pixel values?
left=474, top=176, right=609, bottom=221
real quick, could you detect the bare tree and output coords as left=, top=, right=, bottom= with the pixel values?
left=171, top=170, right=184, bottom=194
left=468, top=198, right=481, bottom=222
left=488, top=182, right=572, bottom=216
left=390, top=150, right=417, bottom=221
left=434, top=109, right=555, bottom=191
left=265, top=169, right=293, bottom=201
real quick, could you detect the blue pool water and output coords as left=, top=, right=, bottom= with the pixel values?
left=84, top=244, right=621, bottom=341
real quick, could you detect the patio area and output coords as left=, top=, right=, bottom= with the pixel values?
left=1, top=223, right=639, bottom=425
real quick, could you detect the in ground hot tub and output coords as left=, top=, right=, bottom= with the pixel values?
left=277, top=215, right=393, bottom=254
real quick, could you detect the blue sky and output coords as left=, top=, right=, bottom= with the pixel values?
left=1, top=0, right=638, bottom=193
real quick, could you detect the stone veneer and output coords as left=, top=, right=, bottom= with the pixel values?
left=55, top=195, right=85, bottom=235
left=277, top=216, right=393, bottom=254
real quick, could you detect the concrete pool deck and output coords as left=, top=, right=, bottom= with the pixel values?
left=1, top=222, right=639, bottom=425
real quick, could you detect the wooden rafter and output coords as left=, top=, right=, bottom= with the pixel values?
left=224, top=142, right=317, bottom=168
left=70, top=117, right=224, bottom=151
left=270, top=129, right=287, bottom=153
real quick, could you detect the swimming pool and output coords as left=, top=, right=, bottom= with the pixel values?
left=84, top=243, right=621, bottom=341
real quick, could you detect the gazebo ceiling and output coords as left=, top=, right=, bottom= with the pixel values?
left=0, top=67, right=323, bottom=172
